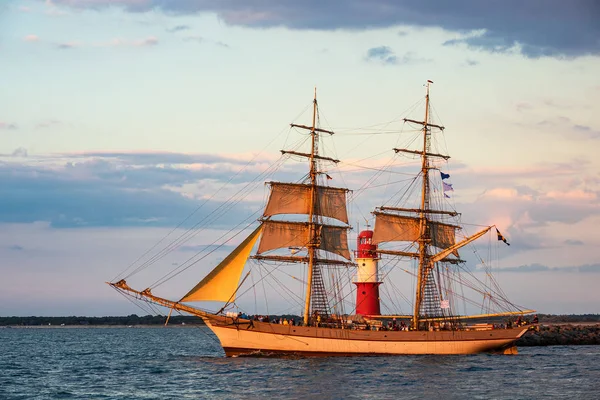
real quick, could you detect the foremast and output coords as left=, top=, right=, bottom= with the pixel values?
left=253, top=88, right=352, bottom=326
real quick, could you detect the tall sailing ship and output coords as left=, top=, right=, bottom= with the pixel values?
left=109, top=82, right=534, bottom=356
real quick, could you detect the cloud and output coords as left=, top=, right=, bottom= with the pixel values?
left=365, top=46, right=397, bottom=65
left=0, top=151, right=276, bottom=228
left=57, top=41, right=80, bottom=49
left=183, top=35, right=204, bottom=44
left=94, top=36, right=159, bottom=47
left=54, top=37, right=160, bottom=50
left=573, top=124, right=600, bottom=139
left=47, top=0, right=600, bottom=58
left=473, top=184, right=599, bottom=228
left=36, top=119, right=63, bottom=129
left=136, top=36, right=158, bottom=46
left=24, top=34, right=39, bottom=42
left=564, top=239, right=584, bottom=246
left=78, top=151, right=259, bottom=166
left=396, top=51, right=432, bottom=65
left=0, top=122, right=18, bottom=130
left=443, top=159, right=600, bottom=258
left=542, top=99, right=575, bottom=110
left=578, top=264, right=600, bottom=273
left=181, top=36, right=230, bottom=47
left=499, top=263, right=550, bottom=273
left=365, top=48, right=432, bottom=65
left=443, top=32, right=519, bottom=55
left=179, top=244, right=235, bottom=253
left=8, top=245, right=24, bottom=251
left=533, top=116, right=600, bottom=140
left=11, top=147, right=28, bottom=157
left=497, top=263, right=600, bottom=273
left=515, top=102, right=533, bottom=112
left=167, top=25, right=190, bottom=33
left=464, top=59, right=479, bottom=66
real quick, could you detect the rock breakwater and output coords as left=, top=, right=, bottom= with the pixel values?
left=517, top=324, right=600, bottom=346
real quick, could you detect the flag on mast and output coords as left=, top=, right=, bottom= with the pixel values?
left=496, top=228, right=510, bottom=246
left=442, top=182, right=454, bottom=192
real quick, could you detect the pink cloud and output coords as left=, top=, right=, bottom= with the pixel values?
left=546, top=190, right=597, bottom=201
left=94, top=36, right=158, bottom=47
left=483, top=187, right=533, bottom=201
left=455, top=161, right=585, bottom=182
left=24, top=34, right=39, bottom=42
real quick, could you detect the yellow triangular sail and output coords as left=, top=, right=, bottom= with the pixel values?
left=180, top=225, right=263, bottom=302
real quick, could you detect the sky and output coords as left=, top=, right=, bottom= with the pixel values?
left=1, top=0, right=599, bottom=316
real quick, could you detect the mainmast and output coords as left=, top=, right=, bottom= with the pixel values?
left=413, top=80, right=433, bottom=329
left=371, top=81, right=502, bottom=329
left=259, top=88, right=347, bottom=326
left=372, top=80, right=448, bottom=330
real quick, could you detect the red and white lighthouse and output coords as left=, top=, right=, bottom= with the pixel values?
left=354, top=230, right=381, bottom=316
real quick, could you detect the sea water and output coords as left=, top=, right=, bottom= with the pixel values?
left=1, top=326, right=599, bottom=399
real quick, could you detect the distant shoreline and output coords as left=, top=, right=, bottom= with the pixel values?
left=0, top=315, right=206, bottom=327
left=3, top=322, right=597, bottom=328
left=1, top=324, right=205, bottom=329
left=1, top=314, right=599, bottom=327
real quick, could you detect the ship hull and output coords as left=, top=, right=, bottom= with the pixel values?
left=203, top=317, right=529, bottom=357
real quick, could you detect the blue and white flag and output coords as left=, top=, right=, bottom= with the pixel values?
left=440, top=171, right=450, bottom=180
left=442, top=182, right=454, bottom=192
